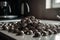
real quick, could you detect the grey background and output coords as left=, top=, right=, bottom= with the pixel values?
left=29, top=0, right=60, bottom=20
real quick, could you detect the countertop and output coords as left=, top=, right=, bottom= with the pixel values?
left=0, top=30, right=60, bottom=40
left=0, top=20, right=60, bottom=40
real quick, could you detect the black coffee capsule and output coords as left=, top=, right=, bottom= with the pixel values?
left=16, top=31, right=24, bottom=36
left=2, top=25, right=6, bottom=30
left=33, top=32, right=41, bottom=37
left=45, top=29, right=52, bottom=35
left=12, top=30, right=17, bottom=33
left=47, top=31, right=52, bottom=35
left=52, top=29, right=57, bottom=34
left=24, top=30, right=33, bottom=35
left=2, top=23, right=7, bottom=30
left=48, top=29, right=54, bottom=35
left=8, top=24, right=13, bottom=32
left=41, top=30, right=49, bottom=36
left=41, top=31, right=47, bottom=36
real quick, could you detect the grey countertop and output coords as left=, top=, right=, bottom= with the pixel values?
left=0, top=20, right=60, bottom=40
left=0, top=19, right=60, bottom=25
left=0, top=30, right=60, bottom=40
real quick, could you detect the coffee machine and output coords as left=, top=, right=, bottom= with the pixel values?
left=0, top=0, right=30, bottom=20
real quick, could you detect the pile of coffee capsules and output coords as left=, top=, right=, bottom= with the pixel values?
left=1, top=16, right=60, bottom=37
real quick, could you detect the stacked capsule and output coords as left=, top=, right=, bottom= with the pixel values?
left=1, top=16, right=60, bottom=38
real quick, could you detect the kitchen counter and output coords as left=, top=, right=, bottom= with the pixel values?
left=0, top=19, right=60, bottom=24
left=0, top=30, right=60, bottom=40
left=0, top=20, right=60, bottom=40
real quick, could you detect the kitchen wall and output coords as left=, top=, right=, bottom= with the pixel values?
left=30, top=0, right=60, bottom=20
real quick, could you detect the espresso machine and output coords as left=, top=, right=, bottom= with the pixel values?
left=0, top=0, right=30, bottom=20
left=0, top=0, right=16, bottom=19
